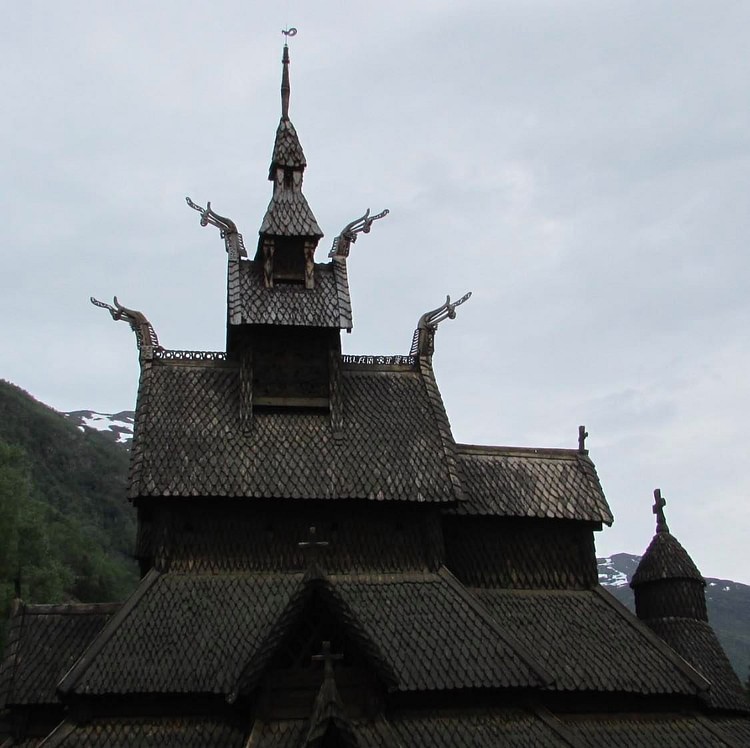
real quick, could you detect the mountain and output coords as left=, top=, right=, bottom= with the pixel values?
left=0, top=381, right=138, bottom=646
left=64, top=409, right=135, bottom=446
left=598, top=552, right=750, bottom=682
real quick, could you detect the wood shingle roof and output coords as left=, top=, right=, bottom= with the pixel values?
left=0, top=603, right=119, bottom=708
left=454, top=445, right=613, bottom=524
left=631, top=531, right=704, bottom=585
left=474, top=587, right=705, bottom=697
left=233, top=260, right=350, bottom=328
left=259, top=189, right=323, bottom=239
left=128, top=362, right=459, bottom=503
left=59, top=570, right=300, bottom=697
left=40, top=717, right=246, bottom=747
left=60, top=568, right=551, bottom=699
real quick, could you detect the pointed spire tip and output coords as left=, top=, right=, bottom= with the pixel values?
left=281, top=43, right=291, bottom=120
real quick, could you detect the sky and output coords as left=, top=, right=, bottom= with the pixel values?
left=2, top=2, right=749, bottom=582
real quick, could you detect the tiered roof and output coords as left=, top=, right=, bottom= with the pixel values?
left=2, top=40, right=748, bottom=748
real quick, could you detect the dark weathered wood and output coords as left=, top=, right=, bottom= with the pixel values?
left=7, top=36, right=749, bottom=748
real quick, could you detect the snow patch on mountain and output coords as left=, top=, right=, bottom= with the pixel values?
left=597, top=556, right=630, bottom=587
left=64, top=410, right=135, bottom=445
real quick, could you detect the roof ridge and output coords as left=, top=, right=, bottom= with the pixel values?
left=369, top=715, right=407, bottom=748
left=530, top=704, right=586, bottom=747
left=326, top=571, right=438, bottom=583
left=458, top=443, right=581, bottom=458
left=37, top=718, right=76, bottom=747
left=592, top=585, right=710, bottom=693
left=233, top=573, right=399, bottom=701
left=14, top=602, right=122, bottom=616
left=303, top=648, right=359, bottom=748
left=694, top=714, right=748, bottom=747
left=57, top=569, right=161, bottom=695
left=437, top=567, right=553, bottom=687
left=0, top=603, right=25, bottom=710
left=418, top=357, right=464, bottom=502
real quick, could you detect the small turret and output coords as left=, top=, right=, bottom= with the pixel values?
left=631, top=489, right=748, bottom=712
left=631, top=489, right=706, bottom=621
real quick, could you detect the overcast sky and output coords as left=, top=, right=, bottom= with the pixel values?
left=3, top=2, right=749, bottom=582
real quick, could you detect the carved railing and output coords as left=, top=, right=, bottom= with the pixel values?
left=153, top=349, right=227, bottom=362
left=341, top=355, right=416, bottom=367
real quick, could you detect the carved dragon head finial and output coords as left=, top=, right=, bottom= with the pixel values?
left=329, top=208, right=389, bottom=258
left=186, top=197, right=247, bottom=259
left=410, top=292, right=472, bottom=357
left=90, top=296, right=160, bottom=352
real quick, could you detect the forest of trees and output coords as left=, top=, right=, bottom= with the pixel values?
left=0, top=381, right=138, bottom=649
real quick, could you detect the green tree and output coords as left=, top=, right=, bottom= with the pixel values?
left=0, top=442, right=26, bottom=608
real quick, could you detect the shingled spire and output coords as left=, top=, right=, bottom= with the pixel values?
left=257, top=43, right=323, bottom=289
left=631, top=489, right=749, bottom=711
left=631, top=489, right=704, bottom=618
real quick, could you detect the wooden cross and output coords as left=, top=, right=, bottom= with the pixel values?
left=578, top=425, right=589, bottom=453
left=652, top=488, right=669, bottom=534
left=298, top=525, right=329, bottom=568
left=312, top=640, right=344, bottom=678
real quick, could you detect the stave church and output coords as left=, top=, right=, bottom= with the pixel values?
left=1, top=42, right=749, bottom=747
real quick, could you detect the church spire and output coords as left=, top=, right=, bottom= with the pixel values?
left=258, top=41, right=322, bottom=289
left=281, top=44, right=290, bottom=120
left=267, top=42, right=308, bottom=180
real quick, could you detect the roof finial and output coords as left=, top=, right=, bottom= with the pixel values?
left=280, top=28, right=297, bottom=120
left=578, top=425, right=588, bottom=453
left=298, top=525, right=329, bottom=573
left=312, top=641, right=343, bottom=679
left=652, top=488, right=669, bottom=534
left=329, top=208, right=390, bottom=258
left=409, top=292, right=472, bottom=357
left=90, top=296, right=161, bottom=352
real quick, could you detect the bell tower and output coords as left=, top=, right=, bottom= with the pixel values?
left=256, top=43, right=323, bottom=290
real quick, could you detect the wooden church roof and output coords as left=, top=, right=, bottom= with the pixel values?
left=231, top=260, right=351, bottom=328
left=2, top=39, right=749, bottom=748
left=127, top=361, right=462, bottom=503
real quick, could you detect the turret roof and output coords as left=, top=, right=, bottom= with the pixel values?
left=631, top=491, right=703, bottom=586
left=260, top=44, right=322, bottom=240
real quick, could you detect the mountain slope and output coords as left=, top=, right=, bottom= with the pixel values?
left=599, top=552, right=750, bottom=681
left=0, top=381, right=138, bottom=622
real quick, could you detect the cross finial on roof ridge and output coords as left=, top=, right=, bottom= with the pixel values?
left=298, top=525, right=330, bottom=572
left=312, top=640, right=344, bottom=679
left=653, top=488, right=669, bottom=534
left=578, top=425, right=589, bottom=453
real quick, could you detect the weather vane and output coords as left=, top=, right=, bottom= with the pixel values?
left=282, top=27, right=297, bottom=39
